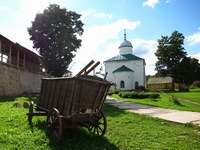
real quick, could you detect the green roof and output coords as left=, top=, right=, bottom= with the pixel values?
left=113, top=65, right=133, bottom=73
left=104, top=54, right=143, bottom=62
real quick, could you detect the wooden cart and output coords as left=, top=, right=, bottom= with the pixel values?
left=27, top=60, right=111, bottom=143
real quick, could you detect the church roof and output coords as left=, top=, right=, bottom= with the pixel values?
left=104, top=54, right=143, bottom=62
left=113, top=65, right=133, bottom=73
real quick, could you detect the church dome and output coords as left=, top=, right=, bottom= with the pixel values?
left=119, top=39, right=133, bottom=48
left=118, top=30, right=133, bottom=55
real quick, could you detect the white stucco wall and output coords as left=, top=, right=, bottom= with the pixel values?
left=104, top=60, right=145, bottom=90
left=119, top=47, right=132, bottom=55
left=0, top=63, right=44, bottom=96
left=113, top=71, right=133, bottom=90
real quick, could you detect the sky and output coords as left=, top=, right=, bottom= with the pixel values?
left=0, top=0, right=200, bottom=75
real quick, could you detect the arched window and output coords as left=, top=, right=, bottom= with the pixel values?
left=120, top=80, right=125, bottom=88
left=135, top=81, right=139, bottom=89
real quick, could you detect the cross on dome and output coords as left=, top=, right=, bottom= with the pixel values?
left=124, top=29, right=126, bottom=40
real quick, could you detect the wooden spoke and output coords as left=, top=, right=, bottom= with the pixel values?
left=88, top=110, right=107, bottom=136
left=28, top=101, right=34, bottom=125
left=46, top=108, right=62, bottom=143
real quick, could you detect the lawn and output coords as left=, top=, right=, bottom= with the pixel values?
left=170, top=88, right=200, bottom=103
left=111, top=90, right=200, bottom=112
left=0, top=97, right=200, bottom=149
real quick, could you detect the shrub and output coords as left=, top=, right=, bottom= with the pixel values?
left=149, top=94, right=160, bottom=99
left=138, top=94, right=148, bottom=99
left=135, top=86, right=146, bottom=92
left=120, top=92, right=129, bottom=98
left=107, top=91, right=113, bottom=96
left=107, top=88, right=122, bottom=96
left=118, top=91, right=160, bottom=99
left=192, top=81, right=200, bottom=88
left=113, top=89, right=121, bottom=94
left=179, top=85, right=189, bottom=92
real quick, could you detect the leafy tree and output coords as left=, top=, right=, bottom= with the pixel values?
left=177, top=57, right=200, bottom=85
left=155, top=31, right=187, bottom=89
left=28, top=4, right=84, bottom=77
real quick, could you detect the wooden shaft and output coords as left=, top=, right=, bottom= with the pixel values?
left=85, top=61, right=100, bottom=75
left=75, top=60, right=94, bottom=76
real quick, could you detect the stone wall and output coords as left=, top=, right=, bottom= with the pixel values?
left=0, top=63, right=44, bottom=96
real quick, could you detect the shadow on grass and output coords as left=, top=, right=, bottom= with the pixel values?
left=102, top=104, right=130, bottom=119
left=0, top=96, right=18, bottom=102
left=0, top=95, right=37, bottom=103
left=32, top=119, right=119, bottom=150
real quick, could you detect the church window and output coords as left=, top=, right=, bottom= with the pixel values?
left=120, top=80, right=125, bottom=88
left=135, top=81, right=139, bottom=89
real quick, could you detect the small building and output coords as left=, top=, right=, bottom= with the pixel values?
left=104, top=32, right=145, bottom=90
left=0, top=34, right=46, bottom=96
left=147, top=76, right=180, bottom=90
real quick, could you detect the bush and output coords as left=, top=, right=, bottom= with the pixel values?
left=149, top=94, right=160, bottom=99
left=118, top=91, right=160, bottom=99
left=107, top=89, right=121, bottom=96
left=107, top=91, right=113, bottom=96
left=135, top=86, right=146, bottom=91
left=179, top=85, right=189, bottom=92
left=192, top=81, right=200, bottom=88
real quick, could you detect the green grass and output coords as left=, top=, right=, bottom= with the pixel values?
left=170, top=88, right=200, bottom=103
left=0, top=97, right=200, bottom=149
left=111, top=91, right=200, bottom=112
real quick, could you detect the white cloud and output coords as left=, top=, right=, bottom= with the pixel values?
left=143, top=0, right=160, bottom=8
left=81, top=9, right=96, bottom=16
left=94, top=12, right=113, bottom=19
left=131, top=39, right=158, bottom=75
left=71, top=19, right=141, bottom=74
left=190, top=52, right=200, bottom=62
left=70, top=20, right=158, bottom=76
left=187, top=31, right=200, bottom=46
left=0, top=6, right=11, bottom=12
left=0, top=0, right=64, bottom=53
left=81, top=9, right=113, bottom=19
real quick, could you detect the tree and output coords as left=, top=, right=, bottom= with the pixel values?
left=177, top=57, right=200, bottom=85
left=28, top=4, right=84, bottom=77
left=155, top=31, right=187, bottom=89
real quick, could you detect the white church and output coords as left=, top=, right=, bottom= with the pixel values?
left=104, top=32, right=146, bottom=90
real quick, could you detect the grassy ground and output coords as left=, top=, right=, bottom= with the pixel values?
left=169, top=89, right=200, bottom=103
left=111, top=89, right=200, bottom=112
left=0, top=97, right=200, bottom=149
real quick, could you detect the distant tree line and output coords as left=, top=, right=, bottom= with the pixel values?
left=155, top=31, right=200, bottom=90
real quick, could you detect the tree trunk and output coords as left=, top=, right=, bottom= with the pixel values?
left=171, top=78, right=175, bottom=91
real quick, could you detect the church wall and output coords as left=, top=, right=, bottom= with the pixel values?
left=113, top=71, right=133, bottom=90
left=105, top=60, right=145, bottom=90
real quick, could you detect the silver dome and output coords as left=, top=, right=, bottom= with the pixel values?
left=119, top=39, right=133, bottom=48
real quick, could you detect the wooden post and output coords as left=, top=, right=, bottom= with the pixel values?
left=23, top=52, right=26, bottom=68
left=17, top=50, right=19, bottom=67
left=9, top=45, right=12, bottom=65
left=0, top=40, right=2, bottom=62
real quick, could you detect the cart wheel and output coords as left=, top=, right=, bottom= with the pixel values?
left=89, top=110, right=107, bottom=136
left=28, top=101, right=34, bottom=125
left=46, top=108, right=62, bottom=143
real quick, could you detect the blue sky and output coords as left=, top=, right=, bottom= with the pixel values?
left=0, top=0, right=200, bottom=75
